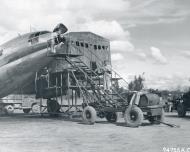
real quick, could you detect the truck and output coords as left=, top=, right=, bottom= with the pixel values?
left=0, top=94, right=41, bottom=114
left=174, top=91, right=190, bottom=117
left=82, top=91, right=165, bottom=127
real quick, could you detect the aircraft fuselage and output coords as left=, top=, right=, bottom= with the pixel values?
left=0, top=31, right=55, bottom=98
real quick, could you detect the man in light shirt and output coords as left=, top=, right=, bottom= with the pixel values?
left=102, top=60, right=112, bottom=92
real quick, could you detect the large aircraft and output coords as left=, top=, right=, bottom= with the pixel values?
left=0, top=23, right=68, bottom=99
left=0, top=23, right=111, bottom=114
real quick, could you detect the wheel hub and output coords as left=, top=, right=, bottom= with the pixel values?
left=130, top=112, right=137, bottom=121
left=86, top=110, right=91, bottom=119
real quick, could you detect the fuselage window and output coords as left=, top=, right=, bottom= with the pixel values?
left=94, top=45, right=97, bottom=50
left=80, top=42, right=84, bottom=47
left=98, top=45, right=101, bottom=50
left=85, top=43, right=88, bottom=48
left=102, top=46, right=105, bottom=50
left=76, top=41, right=79, bottom=46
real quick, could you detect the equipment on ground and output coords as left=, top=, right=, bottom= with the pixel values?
left=0, top=23, right=165, bottom=127
left=173, top=91, right=190, bottom=117
left=36, top=32, right=164, bottom=127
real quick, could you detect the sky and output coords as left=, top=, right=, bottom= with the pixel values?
left=0, top=0, right=190, bottom=91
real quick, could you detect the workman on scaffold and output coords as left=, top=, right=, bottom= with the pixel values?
left=102, top=60, right=112, bottom=92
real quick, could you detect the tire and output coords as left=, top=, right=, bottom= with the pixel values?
left=97, top=111, right=105, bottom=119
left=105, top=112, right=118, bottom=123
left=148, top=109, right=165, bottom=124
left=3, top=105, right=14, bottom=114
left=47, top=99, right=60, bottom=113
left=82, top=106, right=96, bottom=124
left=23, top=108, right=31, bottom=114
left=31, top=104, right=40, bottom=113
left=47, top=99, right=60, bottom=117
left=177, top=103, right=186, bottom=117
left=124, top=106, right=143, bottom=127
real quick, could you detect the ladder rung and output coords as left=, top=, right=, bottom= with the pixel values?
left=73, top=61, right=83, bottom=63
left=44, top=86, right=62, bottom=90
left=65, top=68, right=77, bottom=71
left=108, top=93, right=119, bottom=95
left=111, top=78, right=122, bottom=81
left=83, top=69, right=91, bottom=72
left=69, top=85, right=92, bottom=90
left=48, top=53, right=82, bottom=58
left=80, top=65, right=88, bottom=68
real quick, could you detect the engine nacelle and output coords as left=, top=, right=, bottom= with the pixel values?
left=53, top=23, right=68, bottom=34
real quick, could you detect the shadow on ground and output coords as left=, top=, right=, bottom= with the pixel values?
left=165, top=113, right=190, bottom=120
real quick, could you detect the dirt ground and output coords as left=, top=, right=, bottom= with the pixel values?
left=0, top=112, right=189, bottom=152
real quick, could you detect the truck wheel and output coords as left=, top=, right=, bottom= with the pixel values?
left=23, top=108, right=31, bottom=114
left=4, top=105, right=14, bottom=114
left=124, top=106, right=143, bottom=127
left=47, top=99, right=60, bottom=113
left=31, top=104, right=40, bottom=113
left=82, top=106, right=96, bottom=125
left=177, top=103, right=186, bottom=117
left=148, top=109, right=165, bottom=124
left=105, top=112, right=118, bottom=123
left=47, top=99, right=60, bottom=117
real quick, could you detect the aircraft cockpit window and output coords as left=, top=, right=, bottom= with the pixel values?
left=80, top=42, right=84, bottom=47
left=98, top=45, right=101, bottom=50
left=76, top=41, right=79, bottom=46
left=85, top=43, right=88, bottom=48
left=94, top=45, right=97, bottom=50
left=39, top=31, right=50, bottom=35
left=28, top=32, right=40, bottom=44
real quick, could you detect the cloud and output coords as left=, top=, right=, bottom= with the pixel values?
left=77, top=20, right=129, bottom=41
left=145, top=73, right=190, bottom=91
left=135, top=49, right=147, bottom=60
left=111, top=40, right=134, bottom=52
left=137, top=52, right=146, bottom=59
left=0, top=0, right=189, bottom=36
left=75, top=19, right=134, bottom=54
left=111, top=53, right=124, bottom=61
left=124, top=0, right=190, bottom=25
left=0, top=0, right=133, bottom=46
left=67, top=0, right=129, bottom=16
left=77, top=20, right=134, bottom=53
left=150, top=47, right=167, bottom=64
left=0, top=0, right=188, bottom=91
left=181, top=50, right=190, bottom=58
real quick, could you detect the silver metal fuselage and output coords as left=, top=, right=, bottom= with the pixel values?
left=0, top=31, right=54, bottom=98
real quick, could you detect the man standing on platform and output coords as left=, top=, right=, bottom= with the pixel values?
left=102, top=60, right=112, bottom=92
